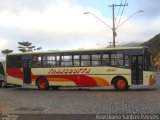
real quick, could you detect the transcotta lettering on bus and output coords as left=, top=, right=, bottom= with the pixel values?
left=48, top=68, right=91, bottom=75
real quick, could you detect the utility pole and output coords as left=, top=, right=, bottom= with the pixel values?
left=108, top=41, right=118, bottom=48
left=108, top=42, right=113, bottom=48
left=84, top=2, right=143, bottom=48
left=109, top=3, right=128, bottom=47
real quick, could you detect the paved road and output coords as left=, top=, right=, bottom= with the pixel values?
left=0, top=74, right=160, bottom=120
left=0, top=84, right=160, bottom=120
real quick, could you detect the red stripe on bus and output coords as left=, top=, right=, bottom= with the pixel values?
left=7, top=68, right=23, bottom=79
left=46, top=75, right=97, bottom=86
left=7, top=68, right=109, bottom=86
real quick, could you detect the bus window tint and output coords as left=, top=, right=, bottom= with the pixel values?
left=111, top=53, right=124, bottom=67
left=73, top=55, right=80, bottom=66
left=56, top=56, right=60, bottom=67
left=92, top=54, right=101, bottom=66
left=81, top=55, right=91, bottom=66
left=144, top=55, right=153, bottom=70
left=102, top=54, right=110, bottom=66
left=47, top=56, right=56, bottom=67
left=125, top=55, right=129, bottom=68
left=42, top=55, right=48, bottom=67
left=117, top=54, right=124, bottom=67
left=61, top=55, right=72, bottom=67
left=32, top=56, right=42, bottom=67
left=7, top=56, right=22, bottom=68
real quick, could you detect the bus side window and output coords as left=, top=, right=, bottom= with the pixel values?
left=110, top=53, right=124, bottom=67
left=92, top=54, right=101, bottom=66
left=116, top=54, right=124, bottom=67
left=73, top=55, right=80, bottom=66
left=61, top=55, right=73, bottom=67
left=47, top=56, right=56, bottom=67
left=102, top=54, right=110, bottom=66
left=81, top=55, right=91, bottom=66
left=56, top=56, right=60, bottom=67
left=32, top=56, right=41, bottom=68
left=111, top=54, right=117, bottom=66
left=124, top=55, right=129, bottom=68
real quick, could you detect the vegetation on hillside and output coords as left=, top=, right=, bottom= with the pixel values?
left=141, top=33, right=160, bottom=71
left=141, top=33, right=160, bottom=57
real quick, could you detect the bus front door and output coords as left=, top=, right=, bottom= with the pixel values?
left=23, top=60, right=32, bottom=84
left=131, top=55, right=143, bottom=85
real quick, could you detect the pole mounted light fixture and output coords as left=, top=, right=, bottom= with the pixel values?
left=84, top=10, right=143, bottom=48
left=83, top=12, right=112, bottom=30
left=116, top=10, right=144, bottom=29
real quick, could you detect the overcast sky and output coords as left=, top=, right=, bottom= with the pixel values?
left=0, top=0, right=160, bottom=59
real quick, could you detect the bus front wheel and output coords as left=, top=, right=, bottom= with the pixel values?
left=114, top=77, right=128, bottom=91
left=37, top=77, right=49, bottom=90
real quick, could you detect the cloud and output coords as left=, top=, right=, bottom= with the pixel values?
left=0, top=0, right=59, bottom=12
left=0, top=1, right=110, bottom=53
left=0, top=38, right=7, bottom=50
left=0, top=0, right=160, bottom=59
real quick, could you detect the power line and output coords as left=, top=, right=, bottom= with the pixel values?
left=116, top=0, right=128, bottom=27
left=115, top=0, right=123, bottom=22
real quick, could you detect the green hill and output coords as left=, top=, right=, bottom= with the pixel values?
left=141, top=33, right=160, bottom=57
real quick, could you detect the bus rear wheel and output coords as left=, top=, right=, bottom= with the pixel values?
left=37, top=78, right=49, bottom=90
left=114, top=78, right=128, bottom=91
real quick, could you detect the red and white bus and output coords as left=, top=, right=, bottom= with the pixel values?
left=4, top=46, right=156, bottom=90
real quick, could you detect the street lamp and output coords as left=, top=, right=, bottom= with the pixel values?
left=83, top=12, right=112, bottom=30
left=84, top=10, right=143, bottom=48
left=116, top=10, right=144, bottom=29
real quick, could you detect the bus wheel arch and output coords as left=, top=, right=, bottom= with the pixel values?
left=112, top=76, right=129, bottom=91
left=36, top=76, right=49, bottom=90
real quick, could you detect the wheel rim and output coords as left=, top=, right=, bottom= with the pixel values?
left=117, top=80, right=126, bottom=89
left=38, top=80, right=46, bottom=89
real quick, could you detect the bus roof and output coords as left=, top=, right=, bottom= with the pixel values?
left=7, top=46, right=148, bottom=56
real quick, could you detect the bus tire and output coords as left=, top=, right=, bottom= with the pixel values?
left=114, top=77, right=128, bottom=91
left=37, top=77, right=49, bottom=90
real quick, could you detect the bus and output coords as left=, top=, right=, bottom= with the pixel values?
left=4, top=46, right=156, bottom=90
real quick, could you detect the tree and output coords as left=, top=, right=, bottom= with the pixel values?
left=18, top=41, right=35, bottom=52
left=1, top=49, right=13, bottom=54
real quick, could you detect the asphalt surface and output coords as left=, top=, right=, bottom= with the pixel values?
left=0, top=86, right=160, bottom=120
